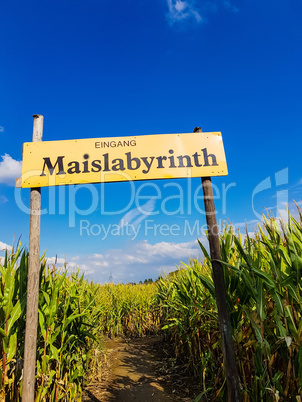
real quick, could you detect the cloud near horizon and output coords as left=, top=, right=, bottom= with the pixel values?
left=46, top=256, right=95, bottom=275
left=0, top=241, right=12, bottom=252
left=0, top=154, right=22, bottom=186
left=46, top=238, right=206, bottom=284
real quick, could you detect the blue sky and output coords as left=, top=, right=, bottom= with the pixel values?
left=1, top=0, right=302, bottom=283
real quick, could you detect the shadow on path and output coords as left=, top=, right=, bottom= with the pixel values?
left=83, top=336, right=194, bottom=402
left=106, top=337, right=176, bottom=401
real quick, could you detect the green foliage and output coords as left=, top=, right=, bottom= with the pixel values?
left=4, top=209, right=302, bottom=401
left=77, top=280, right=158, bottom=339
left=0, top=247, right=103, bottom=401
left=0, top=247, right=158, bottom=401
left=158, top=210, right=302, bottom=401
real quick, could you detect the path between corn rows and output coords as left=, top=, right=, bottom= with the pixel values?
left=82, top=336, right=197, bottom=402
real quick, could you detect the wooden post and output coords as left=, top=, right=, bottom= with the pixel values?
left=194, top=127, right=241, bottom=401
left=22, top=115, right=44, bottom=402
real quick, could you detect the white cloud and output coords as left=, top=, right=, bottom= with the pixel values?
left=45, top=256, right=96, bottom=276
left=46, top=256, right=66, bottom=266
left=0, top=154, right=22, bottom=186
left=156, top=265, right=178, bottom=275
left=46, top=256, right=81, bottom=270
left=89, top=239, right=200, bottom=268
left=167, top=0, right=202, bottom=25
left=70, top=238, right=206, bottom=283
left=133, top=239, right=199, bottom=260
left=80, top=265, right=95, bottom=275
left=91, top=260, right=109, bottom=267
left=175, top=1, right=186, bottom=12
left=0, top=126, right=4, bottom=133
left=258, top=200, right=301, bottom=223
left=43, top=237, right=207, bottom=284
left=92, top=253, right=105, bottom=259
left=0, top=223, right=227, bottom=279
left=0, top=241, right=12, bottom=252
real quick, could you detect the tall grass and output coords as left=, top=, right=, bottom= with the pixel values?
left=3, top=209, right=302, bottom=400
left=0, top=245, right=159, bottom=401
left=0, top=244, right=101, bottom=401
left=158, top=210, right=302, bottom=400
left=84, top=282, right=158, bottom=337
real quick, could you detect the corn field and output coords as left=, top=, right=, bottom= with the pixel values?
left=0, top=245, right=158, bottom=401
left=158, top=210, right=302, bottom=400
left=2, top=210, right=302, bottom=400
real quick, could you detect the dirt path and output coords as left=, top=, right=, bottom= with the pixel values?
left=83, top=336, right=195, bottom=402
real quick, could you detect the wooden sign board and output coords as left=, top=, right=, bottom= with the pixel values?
left=21, top=132, right=228, bottom=188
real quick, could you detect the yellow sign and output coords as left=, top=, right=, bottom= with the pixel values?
left=20, top=132, right=228, bottom=188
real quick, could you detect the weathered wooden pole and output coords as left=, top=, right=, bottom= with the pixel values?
left=22, top=115, right=44, bottom=402
left=194, top=127, right=241, bottom=401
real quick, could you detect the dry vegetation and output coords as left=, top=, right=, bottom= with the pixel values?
left=1, top=210, right=302, bottom=400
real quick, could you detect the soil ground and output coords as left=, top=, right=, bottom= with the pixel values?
left=82, top=336, right=199, bottom=402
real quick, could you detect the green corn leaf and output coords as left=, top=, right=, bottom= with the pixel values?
left=247, top=312, right=263, bottom=342
left=286, top=283, right=300, bottom=303
left=42, top=290, right=50, bottom=306
left=64, top=312, right=86, bottom=328
left=3, top=264, right=14, bottom=317
left=7, top=332, right=17, bottom=362
left=199, top=274, right=216, bottom=299
left=42, top=354, right=49, bottom=374
left=257, top=280, right=265, bottom=321
left=0, top=327, right=7, bottom=339
left=278, top=245, right=291, bottom=268
left=7, top=298, right=24, bottom=334
left=188, top=304, right=217, bottom=320
left=194, top=388, right=213, bottom=401
left=233, top=236, right=253, bottom=270
left=198, top=239, right=210, bottom=261
left=271, top=289, right=284, bottom=315
left=284, top=305, right=298, bottom=337
left=275, top=315, right=287, bottom=338
left=251, top=267, right=276, bottom=289
left=38, top=309, right=46, bottom=339
left=50, top=344, right=59, bottom=361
